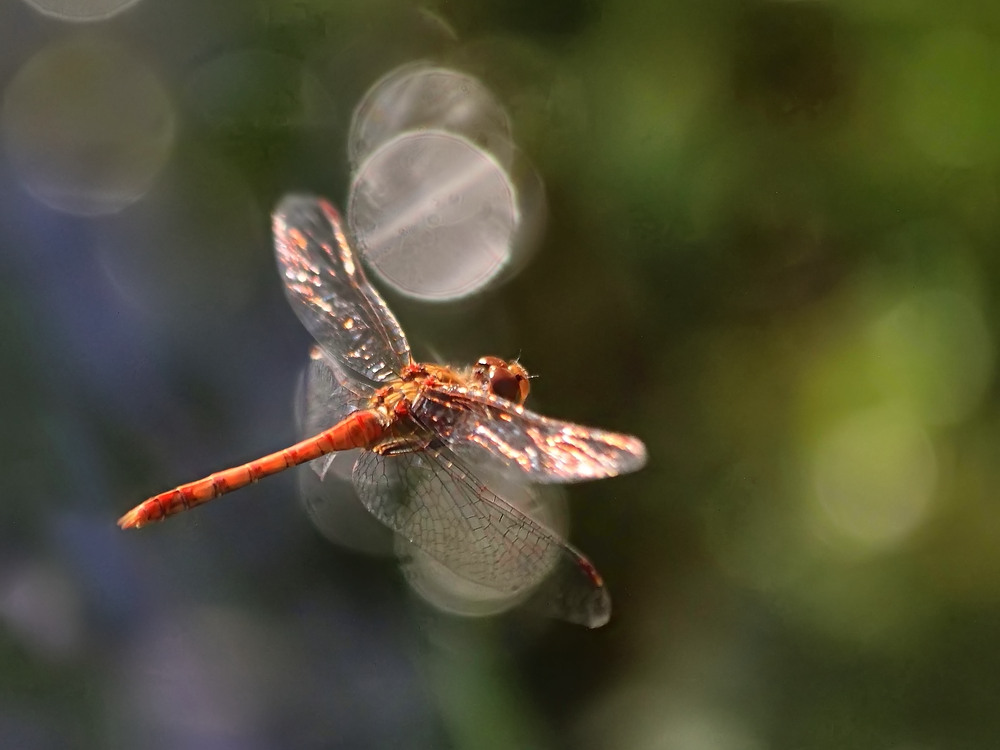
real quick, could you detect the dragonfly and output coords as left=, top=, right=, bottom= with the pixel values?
left=118, top=195, right=647, bottom=627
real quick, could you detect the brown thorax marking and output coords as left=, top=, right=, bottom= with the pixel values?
left=364, top=356, right=529, bottom=456
left=366, top=362, right=466, bottom=456
left=368, top=362, right=465, bottom=410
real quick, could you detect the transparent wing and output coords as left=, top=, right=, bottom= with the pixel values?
left=274, top=194, right=411, bottom=385
left=296, top=347, right=373, bottom=479
left=413, top=386, right=648, bottom=483
left=297, top=347, right=372, bottom=436
left=352, top=447, right=611, bottom=627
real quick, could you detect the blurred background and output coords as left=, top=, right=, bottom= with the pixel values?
left=3, top=0, right=1000, bottom=748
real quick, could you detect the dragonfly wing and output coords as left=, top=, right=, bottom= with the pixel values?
left=414, top=386, right=648, bottom=483
left=297, top=347, right=372, bottom=435
left=274, top=194, right=411, bottom=385
left=352, top=447, right=611, bottom=627
left=296, top=347, right=372, bottom=479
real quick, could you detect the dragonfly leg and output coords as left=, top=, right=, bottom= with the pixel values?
left=374, top=435, right=432, bottom=456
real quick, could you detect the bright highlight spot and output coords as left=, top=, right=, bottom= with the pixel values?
left=812, top=404, right=937, bottom=551
left=583, top=687, right=763, bottom=750
left=349, top=131, right=524, bottom=301
left=20, top=0, right=142, bottom=21
left=868, top=290, right=994, bottom=425
left=0, top=562, right=82, bottom=658
left=2, top=38, right=175, bottom=215
left=348, top=63, right=512, bottom=170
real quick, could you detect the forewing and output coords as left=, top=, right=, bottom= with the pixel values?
left=352, top=448, right=611, bottom=627
left=274, top=194, right=411, bottom=384
left=414, top=386, right=647, bottom=483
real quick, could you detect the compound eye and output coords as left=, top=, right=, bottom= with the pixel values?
left=515, top=373, right=530, bottom=403
left=504, top=360, right=530, bottom=403
left=489, top=367, right=522, bottom=403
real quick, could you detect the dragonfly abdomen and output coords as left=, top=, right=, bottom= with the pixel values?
left=118, top=409, right=387, bottom=529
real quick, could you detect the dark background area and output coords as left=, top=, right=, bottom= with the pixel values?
left=3, top=0, right=1000, bottom=748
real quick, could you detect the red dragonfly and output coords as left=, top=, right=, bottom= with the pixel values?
left=118, top=195, right=646, bottom=627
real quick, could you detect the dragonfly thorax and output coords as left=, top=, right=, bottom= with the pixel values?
left=370, top=362, right=465, bottom=415
left=369, top=357, right=530, bottom=417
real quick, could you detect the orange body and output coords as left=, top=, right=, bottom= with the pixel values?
left=117, top=409, right=387, bottom=529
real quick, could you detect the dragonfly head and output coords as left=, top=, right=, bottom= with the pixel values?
left=474, top=356, right=531, bottom=405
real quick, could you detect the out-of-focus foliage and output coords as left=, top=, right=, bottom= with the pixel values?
left=3, top=0, right=1000, bottom=748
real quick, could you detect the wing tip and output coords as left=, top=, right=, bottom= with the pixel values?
left=627, top=436, right=649, bottom=473
left=274, top=194, right=343, bottom=225
left=543, top=576, right=612, bottom=629
left=585, top=590, right=612, bottom=628
left=577, top=561, right=612, bottom=628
